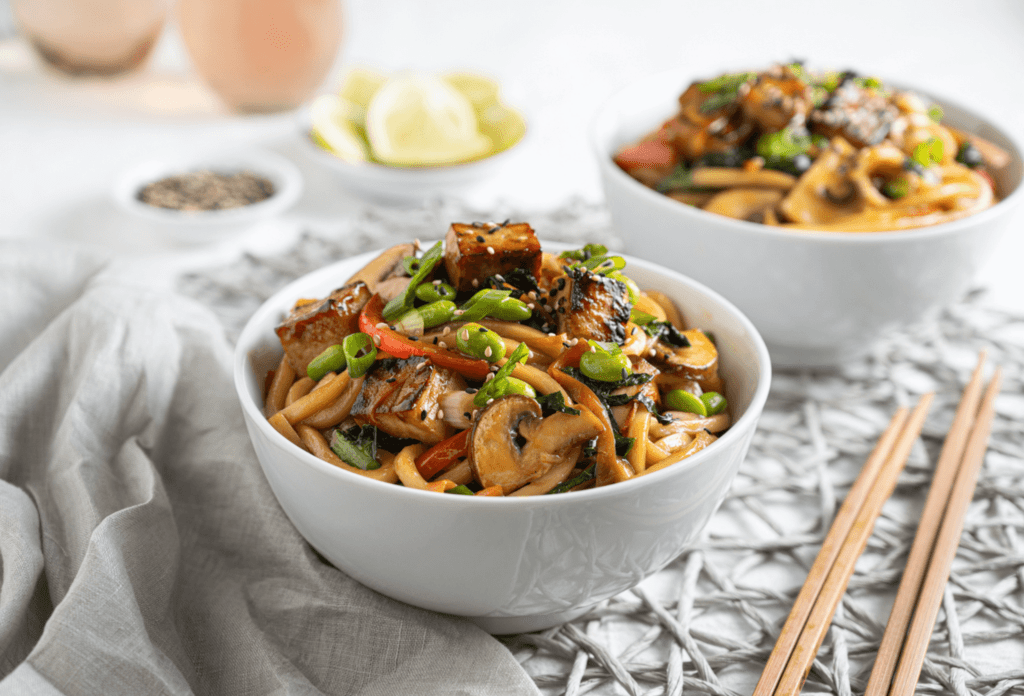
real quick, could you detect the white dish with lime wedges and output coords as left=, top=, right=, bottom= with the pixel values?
left=300, top=68, right=527, bottom=202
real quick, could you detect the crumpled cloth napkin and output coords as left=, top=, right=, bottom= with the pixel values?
left=0, top=243, right=540, bottom=696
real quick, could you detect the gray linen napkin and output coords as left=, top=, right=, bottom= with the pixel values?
left=0, top=243, right=540, bottom=696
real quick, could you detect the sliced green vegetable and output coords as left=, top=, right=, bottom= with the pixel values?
left=656, top=165, right=696, bottom=193
left=630, top=308, right=657, bottom=326
left=757, top=127, right=812, bottom=162
left=698, top=71, right=756, bottom=94
left=330, top=427, right=380, bottom=470
left=447, top=484, right=474, bottom=495
left=473, top=342, right=530, bottom=407
left=927, top=105, right=944, bottom=123
left=415, top=281, right=455, bottom=303
left=456, top=322, right=506, bottom=363
left=394, top=300, right=456, bottom=333
left=547, top=462, right=596, bottom=494
left=383, top=241, right=443, bottom=321
left=666, top=389, right=707, bottom=416
left=912, top=137, right=944, bottom=169
left=579, top=340, right=631, bottom=382
left=608, top=271, right=640, bottom=303
left=956, top=142, right=983, bottom=168
left=882, top=177, right=910, bottom=200
left=307, top=344, right=346, bottom=380
left=536, top=391, right=581, bottom=416
left=457, top=288, right=510, bottom=323
left=559, top=243, right=608, bottom=261
left=701, top=391, right=728, bottom=415
left=342, top=332, right=377, bottom=378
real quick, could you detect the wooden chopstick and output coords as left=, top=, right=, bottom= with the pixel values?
left=773, top=393, right=934, bottom=696
left=886, top=366, right=1002, bottom=696
left=863, top=353, right=988, bottom=696
left=751, top=406, right=909, bottom=696
left=753, top=394, right=932, bottom=696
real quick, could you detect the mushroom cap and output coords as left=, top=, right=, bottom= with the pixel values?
left=468, top=395, right=603, bottom=494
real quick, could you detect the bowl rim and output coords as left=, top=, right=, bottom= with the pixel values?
left=233, top=241, right=772, bottom=506
left=589, top=66, right=1024, bottom=245
left=295, top=103, right=530, bottom=175
left=111, top=147, right=303, bottom=226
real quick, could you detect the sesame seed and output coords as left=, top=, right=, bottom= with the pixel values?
left=453, top=310, right=464, bottom=316
left=385, top=377, right=396, bottom=383
left=466, top=387, right=478, bottom=394
left=478, top=327, right=487, bottom=332
left=527, top=303, right=535, bottom=310
left=373, top=335, right=381, bottom=346
left=460, top=329, right=470, bottom=341
left=463, top=412, right=471, bottom=419
left=432, top=336, right=439, bottom=345
left=438, top=341, right=447, bottom=349
left=437, top=410, right=445, bottom=419
left=476, top=235, right=485, bottom=243
left=376, top=322, right=388, bottom=329
left=621, top=368, right=628, bottom=380
left=471, top=279, right=479, bottom=288
left=420, top=410, right=427, bottom=420
left=485, top=373, right=495, bottom=382
left=648, top=348, right=656, bottom=356
left=487, top=398, right=494, bottom=405
left=432, top=279, right=442, bottom=285
left=484, top=346, right=492, bottom=358
left=487, top=247, right=495, bottom=255
left=442, top=326, right=451, bottom=335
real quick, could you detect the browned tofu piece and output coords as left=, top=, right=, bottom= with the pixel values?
left=443, top=221, right=542, bottom=292
left=275, top=281, right=371, bottom=374
left=551, top=268, right=631, bottom=344
left=350, top=356, right=467, bottom=445
left=649, top=329, right=723, bottom=393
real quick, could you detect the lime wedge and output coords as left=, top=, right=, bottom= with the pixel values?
left=309, top=94, right=370, bottom=163
left=443, top=72, right=501, bottom=110
left=338, top=67, right=387, bottom=111
left=365, top=73, right=493, bottom=166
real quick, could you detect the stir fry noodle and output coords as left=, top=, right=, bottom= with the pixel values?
left=614, top=63, right=1010, bottom=232
left=264, top=223, right=731, bottom=496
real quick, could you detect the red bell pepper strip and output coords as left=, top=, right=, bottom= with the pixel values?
left=613, top=139, right=677, bottom=172
left=359, top=295, right=491, bottom=381
left=415, top=429, right=470, bottom=479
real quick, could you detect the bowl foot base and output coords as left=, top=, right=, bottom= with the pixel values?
left=464, top=604, right=594, bottom=635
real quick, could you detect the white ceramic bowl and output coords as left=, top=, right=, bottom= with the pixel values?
left=297, top=109, right=527, bottom=204
left=233, top=243, right=771, bottom=634
left=591, top=69, right=1024, bottom=367
left=112, top=148, right=303, bottom=244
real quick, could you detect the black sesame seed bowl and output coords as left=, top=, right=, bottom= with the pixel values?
left=591, top=66, right=1024, bottom=368
left=112, top=148, right=303, bottom=244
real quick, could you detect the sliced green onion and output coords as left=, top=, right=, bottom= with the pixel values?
left=457, top=288, right=510, bottom=322
left=927, top=105, right=944, bottom=123
left=666, top=389, right=707, bottom=416
left=342, top=332, right=377, bottom=378
left=912, top=137, right=944, bottom=169
left=882, top=177, right=910, bottom=200
left=394, top=300, right=455, bottom=333
left=559, top=244, right=608, bottom=261
left=701, top=391, right=728, bottom=416
left=307, top=344, right=346, bottom=380
left=474, top=342, right=530, bottom=407
left=757, top=127, right=812, bottom=161
left=383, top=241, right=443, bottom=321
left=698, top=71, right=756, bottom=94
left=447, top=484, right=474, bottom=495
left=630, top=308, right=657, bottom=325
left=608, top=271, right=640, bottom=303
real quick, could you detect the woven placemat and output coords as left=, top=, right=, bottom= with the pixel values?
left=179, top=200, right=1024, bottom=696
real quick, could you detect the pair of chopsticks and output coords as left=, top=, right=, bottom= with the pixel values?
left=753, top=352, right=1001, bottom=696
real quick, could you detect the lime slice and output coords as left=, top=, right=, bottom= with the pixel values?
left=444, top=72, right=525, bottom=154
left=338, top=67, right=387, bottom=111
left=366, top=73, right=493, bottom=166
left=309, top=94, right=370, bottom=163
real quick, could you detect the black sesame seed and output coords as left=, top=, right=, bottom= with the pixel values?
left=432, top=337, right=439, bottom=344
left=408, top=335, right=419, bottom=341
left=466, top=388, right=478, bottom=394
left=420, top=410, right=427, bottom=420
left=463, top=412, right=471, bottom=418
left=476, top=235, right=485, bottom=243
left=386, top=377, right=396, bottom=383
left=621, top=368, right=628, bottom=380
left=478, top=327, right=487, bottom=332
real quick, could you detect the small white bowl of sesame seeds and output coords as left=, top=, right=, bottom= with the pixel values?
left=112, top=148, right=303, bottom=244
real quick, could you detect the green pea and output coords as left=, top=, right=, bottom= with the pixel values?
left=456, top=322, right=506, bottom=363
left=579, top=341, right=631, bottom=382
left=701, top=391, right=727, bottom=416
left=307, top=344, right=346, bottom=381
left=666, top=389, right=707, bottom=416
left=342, top=332, right=377, bottom=378
left=416, top=281, right=456, bottom=304
left=490, top=296, right=532, bottom=321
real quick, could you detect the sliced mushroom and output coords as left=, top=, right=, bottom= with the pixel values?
left=778, top=136, right=861, bottom=224
left=344, top=242, right=416, bottom=292
left=468, top=395, right=602, bottom=494
left=703, top=187, right=784, bottom=222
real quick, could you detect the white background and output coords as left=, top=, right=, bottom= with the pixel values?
left=1, top=0, right=1022, bottom=306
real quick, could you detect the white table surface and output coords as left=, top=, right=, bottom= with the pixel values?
left=2, top=0, right=1023, bottom=314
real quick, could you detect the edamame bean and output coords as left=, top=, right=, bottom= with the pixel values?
left=579, top=341, right=631, bottom=382
left=665, top=389, right=707, bottom=416
left=701, top=391, right=727, bottom=415
left=456, top=322, right=506, bottom=363
left=342, top=332, right=377, bottom=378
left=490, top=296, right=532, bottom=321
left=307, top=344, right=346, bottom=381
left=416, top=281, right=456, bottom=304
